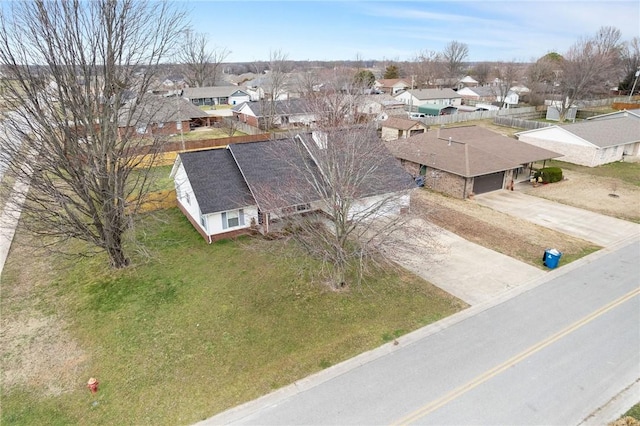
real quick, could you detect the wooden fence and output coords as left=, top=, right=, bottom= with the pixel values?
left=493, top=114, right=553, bottom=130
left=132, top=133, right=272, bottom=167
left=418, top=106, right=537, bottom=126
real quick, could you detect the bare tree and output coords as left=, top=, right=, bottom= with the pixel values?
left=472, top=62, right=492, bottom=85
left=258, top=49, right=291, bottom=130
left=619, top=37, right=640, bottom=94
left=408, top=49, right=443, bottom=88
left=526, top=52, right=563, bottom=106
left=553, top=26, right=624, bottom=121
left=178, top=29, right=230, bottom=87
left=442, top=41, right=469, bottom=85
left=295, top=69, right=322, bottom=99
left=222, top=116, right=239, bottom=137
left=0, top=0, right=186, bottom=268
left=265, top=124, right=416, bottom=288
left=492, top=61, right=521, bottom=108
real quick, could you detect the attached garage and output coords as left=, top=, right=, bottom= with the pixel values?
left=473, top=171, right=505, bottom=194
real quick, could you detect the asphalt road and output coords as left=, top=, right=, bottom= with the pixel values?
left=205, top=238, right=640, bottom=425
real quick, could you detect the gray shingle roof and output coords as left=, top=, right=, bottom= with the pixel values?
left=233, top=99, right=312, bottom=117
left=119, top=95, right=208, bottom=126
left=229, top=139, right=321, bottom=210
left=382, top=117, right=428, bottom=131
left=180, top=131, right=415, bottom=214
left=560, top=116, right=640, bottom=147
left=403, top=88, right=461, bottom=100
left=386, top=126, right=561, bottom=177
left=182, top=86, right=249, bottom=99
left=296, top=131, right=416, bottom=199
left=179, top=148, right=254, bottom=214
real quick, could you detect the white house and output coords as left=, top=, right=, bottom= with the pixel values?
left=394, top=88, right=462, bottom=108
left=182, top=86, right=251, bottom=106
left=373, top=79, right=411, bottom=95
left=516, top=115, right=640, bottom=167
left=171, top=132, right=416, bottom=242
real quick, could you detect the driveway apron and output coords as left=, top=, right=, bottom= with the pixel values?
left=475, top=191, right=640, bottom=247
left=385, top=218, right=545, bottom=306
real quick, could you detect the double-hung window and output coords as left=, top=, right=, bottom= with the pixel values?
left=221, top=209, right=245, bottom=230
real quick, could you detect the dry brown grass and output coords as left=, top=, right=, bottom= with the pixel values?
left=412, top=190, right=601, bottom=268
left=519, top=169, right=640, bottom=223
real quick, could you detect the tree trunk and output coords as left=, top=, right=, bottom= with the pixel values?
left=106, top=239, right=130, bottom=269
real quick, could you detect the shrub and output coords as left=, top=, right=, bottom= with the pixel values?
left=534, top=167, right=563, bottom=183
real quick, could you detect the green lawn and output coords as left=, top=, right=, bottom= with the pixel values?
left=1, top=208, right=466, bottom=425
left=544, top=159, right=640, bottom=187
left=622, top=402, right=640, bottom=420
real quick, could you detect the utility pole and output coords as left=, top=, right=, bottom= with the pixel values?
left=628, top=68, right=640, bottom=102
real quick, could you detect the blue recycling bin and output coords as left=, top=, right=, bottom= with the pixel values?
left=543, top=248, right=562, bottom=269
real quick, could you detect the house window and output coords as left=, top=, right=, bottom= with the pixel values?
left=227, top=210, right=239, bottom=227
left=185, top=192, right=190, bottom=205
left=221, top=209, right=245, bottom=230
left=200, top=215, right=207, bottom=230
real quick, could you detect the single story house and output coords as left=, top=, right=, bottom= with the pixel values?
left=586, top=109, right=640, bottom=121
left=516, top=115, right=640, bottom=166
left=457, top=86, right=519, bottom=107
left=394, top=88, right=462, bottom=108
left=171, top=132, right=416, bottom=242
left=457, top=75, right=479, bottom=88
left=381, top=117, right=429, bottom=141
left=232, top=99, right=316, bottom=129
left=373, top=79, right=411, bottom=95
left=385, top=126, right=562, bottom=198
left=357, top=94, right=407, bottom=121
left=118, top=95, right=211, bottom=136
left=182, top=86, right=251, bottom=106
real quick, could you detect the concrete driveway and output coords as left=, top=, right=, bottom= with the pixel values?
left=384, top=218, right=545, bottom=306
left=474, top=191, right=640, bottom=247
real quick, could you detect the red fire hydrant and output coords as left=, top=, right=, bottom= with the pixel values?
left=87, top=377, right=99, bottom=393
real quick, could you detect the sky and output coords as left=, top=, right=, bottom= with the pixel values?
left=184, top=0, right=640, bottom=63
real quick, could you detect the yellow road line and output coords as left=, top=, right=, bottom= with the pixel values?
left=392, top=287, right=640, bottom=426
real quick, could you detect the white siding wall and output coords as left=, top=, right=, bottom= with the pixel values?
left=518, top=132, right=597, bottom=167
left=229, top=94, right=251, bottom=105
left=203, top=206, right=258, bottom=236
left=316, top=192, right=410, bottom=221
left=174, top=163, right=204, bottom=230
left=347, top=192, right=410, bottom=220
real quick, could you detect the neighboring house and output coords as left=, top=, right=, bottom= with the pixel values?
left=516, top=115, right=640, bottom=167
left=118, top=95, right=211, bottom=136
left=232, top=99, right=316, bottom=129
left=358, top=94, right=407, bottom=121
left=373, top=79, right=411, bottom=95
left=381, top=117, right=429, bottom=141
left=171, top=132, right=416, bottom=242
left=182, top=86, right=251, bottom=106
left=457, top=75, right=479, bottom=88
left=457, top=86, right=519, bottom=107
left=385, top=126, right=562, bottom=198
left=586, top=109, right=640, bottom=121
left=394, top=88, right=462, bottom=108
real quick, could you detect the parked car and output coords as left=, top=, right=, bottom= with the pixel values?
left=408, top=112, right=426, bottom=119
